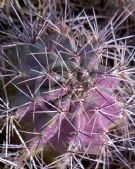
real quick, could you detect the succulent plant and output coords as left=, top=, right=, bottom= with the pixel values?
left=0, top=0, right=135, bottom=168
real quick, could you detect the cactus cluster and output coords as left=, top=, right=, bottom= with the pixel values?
left=0, top=0, right=135, bottom=168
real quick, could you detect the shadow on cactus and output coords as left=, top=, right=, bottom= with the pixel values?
left=0, top=1, right=135, bottom=169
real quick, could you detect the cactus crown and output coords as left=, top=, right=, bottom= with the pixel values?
left=0, top=1, right=135, bottom=168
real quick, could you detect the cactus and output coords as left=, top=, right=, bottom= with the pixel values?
left=0, top=0, right=135, bottom=168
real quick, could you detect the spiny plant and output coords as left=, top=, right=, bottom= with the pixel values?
left=0, top=0, right=135, bottom=168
